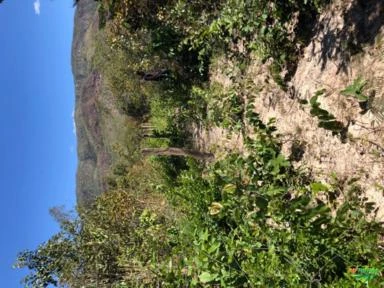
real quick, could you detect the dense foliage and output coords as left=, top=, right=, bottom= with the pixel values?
left=16, top=0, right=384, bottom=287
left=157, top=109, right=384, bottom=287
left=16, top=189, right=174, bottom=287
left=16, top=111, right=384, bottom=287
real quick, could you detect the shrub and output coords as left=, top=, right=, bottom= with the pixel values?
left=157, top=110, right=384, bottom=287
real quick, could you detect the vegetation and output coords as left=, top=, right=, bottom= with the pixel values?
left=155, top=110, right=384, bottom=287
left=340, top=77, right=384, bottom=122
left=341, top=77, right=369, bottom=103
left=16, top=109, right=384, bottom=287
left=16, top=0, right=384, bottom=287
left=308, top=89, right=345, bottom=138
left=15, top=189, right=173, bottom=287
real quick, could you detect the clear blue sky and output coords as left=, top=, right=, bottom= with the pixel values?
left=0, top=1, right=77, bottom=286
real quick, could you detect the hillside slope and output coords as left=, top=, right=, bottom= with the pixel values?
left=72, top=0, right=384, bottom=215
left=18, top=1, right=384, bottom=286
left=195, top=0, right=384, bottom=219
left=72, top=0, right=101, bottom=207
left=72, top=0, right=137, bottom=206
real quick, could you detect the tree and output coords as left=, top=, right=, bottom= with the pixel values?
left=15, top=218, right=80, bottom=287
left=142, top=147, right=213, bottom=160
left=15, top=191, right=171, bottom=287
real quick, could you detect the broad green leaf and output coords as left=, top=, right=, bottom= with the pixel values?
left=310, top=95, right=320, bottom=107
left=223, top=183, right=236, bottom=194
left=199, top=272, right=218, bottom=283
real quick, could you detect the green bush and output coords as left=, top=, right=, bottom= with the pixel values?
left=157, top=110, right=384, bottom=287
left=15, top=189, right=173, bottom=287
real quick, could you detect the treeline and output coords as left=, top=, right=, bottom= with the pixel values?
left=16, top=0, right=384, bottom=287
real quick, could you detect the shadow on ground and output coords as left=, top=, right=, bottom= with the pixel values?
left=313, top=0, right=384, bottom=73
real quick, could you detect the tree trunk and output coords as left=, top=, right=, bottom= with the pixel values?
left=141, top=147, right=214, bottom=160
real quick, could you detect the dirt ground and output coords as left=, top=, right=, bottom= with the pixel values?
left=194, top=0, right=384, bottom=220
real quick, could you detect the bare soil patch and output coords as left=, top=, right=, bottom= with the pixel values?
left=194, top=0, right=384, bottom=220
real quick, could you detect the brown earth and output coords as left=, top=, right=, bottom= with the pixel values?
left=195, top=0, right=384, bottom=220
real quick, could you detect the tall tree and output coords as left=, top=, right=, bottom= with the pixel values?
left=15, top=191, right=170, bottom=287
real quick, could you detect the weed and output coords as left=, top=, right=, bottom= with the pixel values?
left=341, top=77, right=384, bottom=122
left=309, top=89, right=345, bottom=136
left=341, top=77, right=369, bottom=103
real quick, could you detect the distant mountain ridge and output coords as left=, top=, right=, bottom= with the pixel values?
left=72, top=0, right=108, bottom=207
left=72, top=0, right=138, bottom=207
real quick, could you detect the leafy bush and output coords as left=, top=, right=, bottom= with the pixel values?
left=340, top=77, right=384, bottom=122
left=17, top=1, right=384, bottom=287
left=15, top=190, right=173, bottom=287
left=157, top=110, right=384, bottom=287
left=98, top=0, right=330, bottom=83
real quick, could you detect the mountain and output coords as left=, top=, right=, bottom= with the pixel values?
left=72, top=0, right=136, bottom=207
left=72, top=0, right=103, bottom=207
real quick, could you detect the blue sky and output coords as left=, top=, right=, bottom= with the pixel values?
left=0, top=0, right=77, bottom=286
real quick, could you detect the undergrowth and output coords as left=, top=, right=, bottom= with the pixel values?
left=16, top=1, right=384, bottom=287
left=17, top=103, right=384, bottom=287
left=153, top=107, right=384, bottom=287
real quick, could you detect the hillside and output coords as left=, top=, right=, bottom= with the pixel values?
left=72, top=0, right=101, bottom=206
left=72, top=0, right=139, bottom=206
left=73, top=0, right=384, bottom=215
left=195, top=0, right=384, bottom=219
left=19, top=0, right=381, bottom=286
